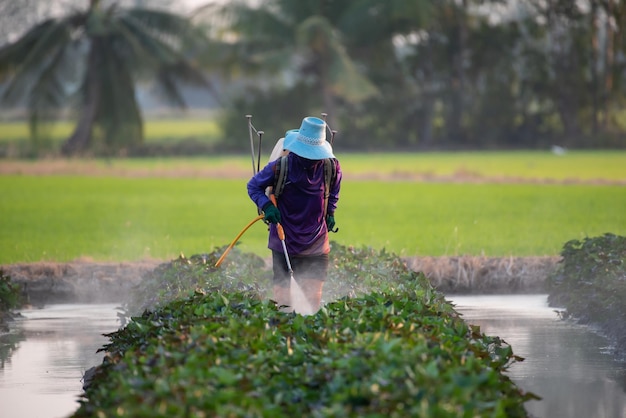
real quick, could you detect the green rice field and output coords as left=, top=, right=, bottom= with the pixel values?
left=0, top=118, right=222, bottom=144
left=1, top=150, right=624, bottom=264
left=2, top=150, right=624, bottom=181
left=341, top=150, right=626, bottom=182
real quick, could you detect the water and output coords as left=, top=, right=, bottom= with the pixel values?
left=1, top=296, right=625, bottom=418
left=0, top=304, right=121, bottom=418
left=448, top=294, right=626, bottom=418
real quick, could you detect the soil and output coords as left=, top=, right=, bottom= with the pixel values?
left=1, top=159, right=624, bottom=185
left=2, top=260, right=162, bottom=306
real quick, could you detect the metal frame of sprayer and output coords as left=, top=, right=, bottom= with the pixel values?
left=245, top=113, right=337, bottom=175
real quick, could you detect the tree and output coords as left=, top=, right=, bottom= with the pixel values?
left=331, top=0, right=437, bottom=148
left=0, top=0, right=210, bottom=156
left=356, top=0, right=511, bottom=148
left=194, top=0, right=378, bottom=132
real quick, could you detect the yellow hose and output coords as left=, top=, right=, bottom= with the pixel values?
left=214, top=214, right=265, bottom=267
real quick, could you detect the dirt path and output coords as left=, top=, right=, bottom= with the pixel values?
left=1, top=159, right=623, bottom=185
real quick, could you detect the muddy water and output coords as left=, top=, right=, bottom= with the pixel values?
left=448, top=294, right=626, bottom=418
left=1, top=296, right=625, bottom=418
left=0, top=304, right=120, bottom=418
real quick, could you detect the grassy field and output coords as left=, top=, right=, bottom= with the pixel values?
left=341, top=150, right=626, bottom=182
left=1, top=151, right=624, bottom=264
left=2, top=150, right=625, bottom=181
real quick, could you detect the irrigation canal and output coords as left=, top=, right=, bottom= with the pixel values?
left=1, top=295, right=625, bottom=418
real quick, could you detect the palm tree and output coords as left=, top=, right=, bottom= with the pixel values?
left=194, top=0, right=378, bottom=130
left=0, top=0, right=210, bottom=156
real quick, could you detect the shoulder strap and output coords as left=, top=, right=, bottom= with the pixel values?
left=273, top=155, right=289, bottom=199
left=323, top=158, right=337, bottom=218
left=274, top=156, right=336, bottom=217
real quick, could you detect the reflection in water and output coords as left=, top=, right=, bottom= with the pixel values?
left=0, top=331, right=25, bottom=370
left=0, top=304, right=120, bottom=418
left=448, top=294, right=626, bottom=418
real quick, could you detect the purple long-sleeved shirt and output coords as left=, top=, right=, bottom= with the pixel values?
left=247, top=153, right=341, bottom=256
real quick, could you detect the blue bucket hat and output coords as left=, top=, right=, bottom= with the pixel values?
left=283, top=117, right=335, bottom=160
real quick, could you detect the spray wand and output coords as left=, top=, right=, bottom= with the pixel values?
left=269, top=194, right=294, bottom=281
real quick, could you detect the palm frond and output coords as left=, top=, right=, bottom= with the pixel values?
left=92, top=42, right=143, bottom=150
left=2, top=3, right=215, bottom=155
left=297, top=16, right=378, bottom=103
left=152, top=59, right=211, bottom=108
left=152, top=70, right=186, bottom=108
left=114, top=15, right=180, bottom=70
left=117, top=10, right=211, bottom=80
left=28, top=43, right=74, bottom=140
left=1, top=16, right=78, bottom=105
left=195, top=0, right=294, bottom=69
left=125, top=8, right=208, bottom=51
left=0, top=20, right=58, bottom=74
left=10, top=15, right=79, bottom=75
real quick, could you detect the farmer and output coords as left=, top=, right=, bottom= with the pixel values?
left=247, top=116, right=342, bottom=313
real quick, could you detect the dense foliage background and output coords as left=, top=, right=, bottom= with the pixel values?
left=1, top=0, right=626, bottom=156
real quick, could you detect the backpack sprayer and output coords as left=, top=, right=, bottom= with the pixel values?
left=246, top=114, right=264, bottom=175
left=215, top=113, right=337, bottom=268
left=214, top=114, right=265, bottom=267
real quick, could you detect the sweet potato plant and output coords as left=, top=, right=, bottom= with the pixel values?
left=548, top=233, right=626, bottom=359
left=73, top=244, right=536, bottom=417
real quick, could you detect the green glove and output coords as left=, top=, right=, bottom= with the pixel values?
left=263, top=202, right=281, bottom=224
left=326, top=214, right=336, bottom=231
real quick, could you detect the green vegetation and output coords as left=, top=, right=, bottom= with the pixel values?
left=0, top=2, right=211, bottom=156
left=73, top=245, right=535, bottom=417
left=341, top=181, right=625, bottom=257
left=3, top=3, right=626, bottom=156
left=340, top=151, right=626, bottom=182
left=0, top=119, right=223, bottom=157
left=1, top=152, right=623, bottom=263
left=0, top=119, right=222, bottom=144
left=201, top=1, right=626, bottom=151
left=1, top=172, right=624, bottom=263
left=547, top=234, right=626, bottom=358
left=0, top=270, right=23, bottom=330
left=0, top=271, right=21, bottom=312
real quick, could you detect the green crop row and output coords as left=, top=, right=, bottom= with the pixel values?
left=547, top=233, right=626, bottom=359
left=1, top=174, right=624, bottom=263
left=72, top=245, right=535, bottom=417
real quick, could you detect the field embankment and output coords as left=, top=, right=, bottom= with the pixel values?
left=3, top=254, right=560, bottom=306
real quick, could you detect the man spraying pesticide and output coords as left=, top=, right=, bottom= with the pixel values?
left=247, top=116, right=342, bottom=314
